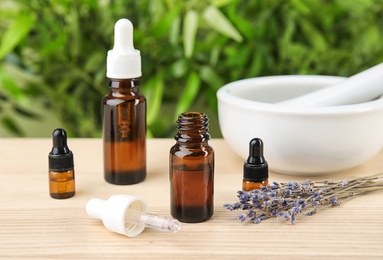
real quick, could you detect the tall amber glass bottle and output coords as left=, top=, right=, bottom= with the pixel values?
left=103, top=18, right=146, bottom=185
left=103, top=79, right=146, bottom=184
left=170, top=112, right=214, bottom=223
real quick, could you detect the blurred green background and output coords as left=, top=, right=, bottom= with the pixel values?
left=1, top=0, right=383, bottom=138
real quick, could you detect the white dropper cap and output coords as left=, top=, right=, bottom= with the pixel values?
left=86, top=195, right=180, bottom=237
left=107, top=18, right=141, bottom=79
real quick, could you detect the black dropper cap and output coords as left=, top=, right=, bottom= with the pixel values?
left=49, top=128, right=74, bottom=172
left=243, top=138, right=268, bottom=182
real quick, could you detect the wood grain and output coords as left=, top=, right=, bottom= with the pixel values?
left=0, top=138, right=382, bottom=259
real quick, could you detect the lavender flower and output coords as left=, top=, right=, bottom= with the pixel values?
left=224, top=173, right=383, bottom=225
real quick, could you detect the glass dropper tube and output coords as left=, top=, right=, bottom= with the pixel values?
left=125, top=210, right=181, bottom=233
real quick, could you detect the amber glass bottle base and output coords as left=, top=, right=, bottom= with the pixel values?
left=50, top=192, right=75, bottom=199
left=171, top=205, right=213, bottom=223
left=104, top=169, right=146, bottom=185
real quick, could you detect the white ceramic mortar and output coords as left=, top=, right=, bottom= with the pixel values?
left=217, top=75, right=383, bottom=175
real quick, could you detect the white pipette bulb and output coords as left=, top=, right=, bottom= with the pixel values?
left=107, top=18, right=141, bottom=79
left=114, top=18, right=134, bottom=54
left=86, top=195, right=180, bottom=237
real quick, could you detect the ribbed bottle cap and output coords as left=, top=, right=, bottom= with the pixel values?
left=86, top=195, right=148, bottom=237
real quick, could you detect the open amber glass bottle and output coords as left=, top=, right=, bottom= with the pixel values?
left=169, top=112, right=214, bottom=223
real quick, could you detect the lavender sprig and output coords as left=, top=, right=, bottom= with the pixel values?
left=224, top=173, right=383, bottom=225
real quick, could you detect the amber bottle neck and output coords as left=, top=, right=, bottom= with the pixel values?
left=108, top=78, right=140, bottom=89
left=175, top=112, right=210, bottom=144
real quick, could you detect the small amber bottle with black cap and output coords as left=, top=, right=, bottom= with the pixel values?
left=242, top=138, right=268, bottom=191
left=48, top=128, right=75, bottom=199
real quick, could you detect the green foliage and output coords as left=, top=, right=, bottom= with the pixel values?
left=1, top=0, right=383, bottom=137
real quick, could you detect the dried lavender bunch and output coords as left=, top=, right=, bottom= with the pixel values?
left=224, top=173, right=383, bottom=224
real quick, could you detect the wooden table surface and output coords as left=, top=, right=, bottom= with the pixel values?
left=0, top=138, right=382, bottom=259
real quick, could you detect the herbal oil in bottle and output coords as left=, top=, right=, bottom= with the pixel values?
left=170, top=112, right=214, bottom=223
left=48, top=128, right=75, bottom=199
left=103, top=18, right=146, bottom=185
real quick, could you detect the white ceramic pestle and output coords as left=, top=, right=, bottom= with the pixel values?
left=278, top=63, right=383, bottom=106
